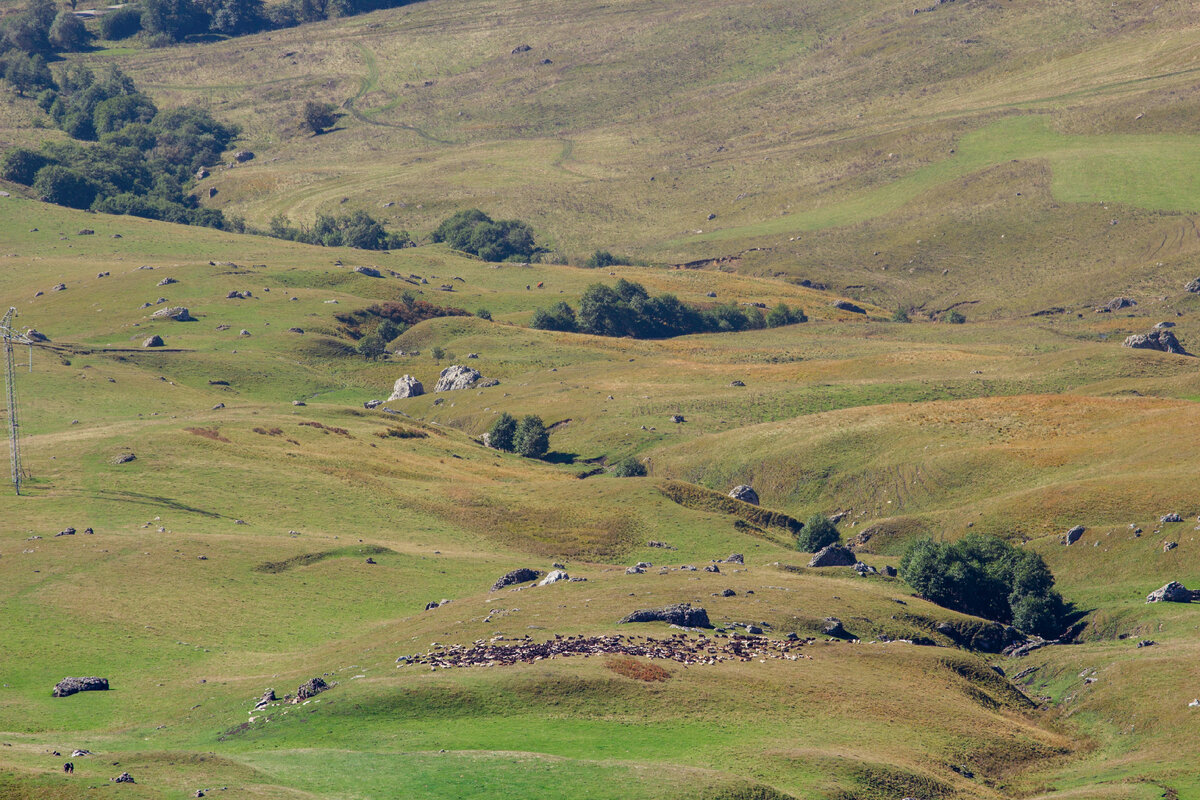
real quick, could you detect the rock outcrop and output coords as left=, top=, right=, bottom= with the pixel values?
left=539, top=570, right=570, bottom=585
left=296, top=677, right=329, bottom=700
left=388, top=375, right=424, bottom=400
left=1063, top=525, right=1085, bottom=545
left=618, top=603, right=712, bottom=628
left=491, top=568, right=541, bottom=591
left=808, top=545, right=857, bottom=567
left=1123, top=330, right=1187, bottom=355
left=434, top=365, right=481, bottom=392
left=832, top=300, right=865, bottom=314
left=1146, top=581, right=1191, bottom=603
left=728, top=485, right=759, bottom=505
left=53, top=677, right=109, bottom=697
left=142, top=335, right=165, bottom=348
left=151, top=306, right=195, bottom=321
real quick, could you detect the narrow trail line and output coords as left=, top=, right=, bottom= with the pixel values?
left=342, top=42, right=458, bottom=145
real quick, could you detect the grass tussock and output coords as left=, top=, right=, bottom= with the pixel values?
left=658, top=480, right=803, bottom=534
left=604, top=657, right=671, bottom=682
left=253, top=427, right=284, bottom=436
left=185, top=427, right=231, bottom=442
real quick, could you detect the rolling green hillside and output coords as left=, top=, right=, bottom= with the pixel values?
left=2, top=0, right=1200, bottom=797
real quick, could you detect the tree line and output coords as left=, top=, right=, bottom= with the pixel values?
left=531, top=278, right=806, bottom=339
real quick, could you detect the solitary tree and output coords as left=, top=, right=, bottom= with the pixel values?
left=513, top=415, right=549, bottom=458
left=303, top=100, right=337, bottom=134
left=796, top=513, right=840, bottom=552
left=487, top=412, right=517, bottom=452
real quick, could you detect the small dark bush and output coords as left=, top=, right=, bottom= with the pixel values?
left=610, top=457, right=647, bottom=477
left=796, top=513, right=840, bottom=552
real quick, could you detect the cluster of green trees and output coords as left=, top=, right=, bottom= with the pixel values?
left=1, top=0, right=88, bottom=64
left=487, top=413, right=549, bottom=459
left=431, top=209, right=541, bottom=262
left=0, top=64, right=235, bottom=226
left=530, top=279, right=807, bottom=339
left=584, top=249, right=635, bottom=269
left=900, top=534, right=1066, bottom=637
left=267, top=211, right=411, bottom=250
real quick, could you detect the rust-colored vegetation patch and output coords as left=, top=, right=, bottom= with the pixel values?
left=185, top=427, right=231, bottom=442
left=299, top=420, right=352, bottom=437
left=605, top=656, right=671, bottom=682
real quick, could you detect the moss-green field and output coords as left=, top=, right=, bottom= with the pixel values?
left=2, top=0, right=1200, bottom=797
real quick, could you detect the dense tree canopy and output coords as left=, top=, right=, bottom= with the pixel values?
left=431, top=209, right=540, bottom=262
left=900, top=534, right=1067, bottom=638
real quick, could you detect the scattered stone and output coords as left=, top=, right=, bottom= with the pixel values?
left=1123, top=330, right=1187, bottom=355
left=808, top=545, right=857, bottom=567
left=478, top=378, right=500, bottom=388
left=226, top=290, right=252, bottom=299
left=539, top=58, right=553, bottom=65
left=723, top=553, right=744, bottom=564
left=288, top=327, right=304, bottom=334
left=196, top=167, right=209, bottom=180
left=157, top=277, right=177, bottom=286
left=832, top=300, right=865, bottom=314
left=56, top=527, right=75, bottom=537
left=1146, top=581, right=1191, bottom=603
left=253, top=689, right=276, bottom=710
left=1064, top=525, right=1085, bottom=545
left=24, top=329, right=48, bottom=342
left=77, top=229, right=94, bottom=236
left=142, top=335, right=164, bottom=348
left=626, top=565, right=646, bottom=574
left=853, top=561, right=877, bottom=575
left=71, top=749, right=90, bottom=757
left=151, top=306, right=195, bottom=321
left=212, top=403, right=225, bottom=410
left=669, top=414, right=685, bottom=423
left=111, top=453, right=136, bottom=465
left=354, top=266, right=381, bottom=277
left=1186, top=277, right=1200, bottom=293
left=719, top=588, right=736, bottom=597
left=1161, top=513, right=1182, bottom=523
left=111, top=772, right=135, bottom=783
left=729, top=380, right=745, bottom=386
left=512, top=44, right=531, bottom=53
left=491, top=568, right=541, bottom=591
left=434, top=365, right=481, bottom=392
left=647, top=541, right=676, bottom=550
left=704, top=564, right=720, bottom=573
left=619, top=603, right=712, bottom=628
left=296, top=677, right=329, bottom=700
left=233, top=150, right=255, bottom=162
left=364, top=399, right=383, bottom=409
left=466, top=353, right=479, bottom=359
left=1156, top=321, right=1176, bottom=329
left=882, top=565, right=898, bottom=577
left=293, top=400, right=306, bottom=406
left=239, top=329, right=250, bottom=336
left=539, top=570, right=570, bottom=585
left=1137, top=640, right=1156, bottom=648
left=53, top=677, right=109, bottom=697
left=51, top=283, right=66, bottom=292
left=728, top=485, right=759, bottom=505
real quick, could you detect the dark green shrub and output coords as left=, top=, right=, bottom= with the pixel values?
left=475, top=308, right=492, bottom=321
left=513, top=415, right=549, bottom=458
left=610, top=457, right=646, bottom=477
left=891, top=307, right=910, bottom=323
left=766, top=302, right=806, bottom=328
left=796, top=513, right=840, bottom=552
left=32, top=164, right=97, bottom=208
left=487, top=412, right=516, bottom=452
left=584, top=249, right=632, bottom=269
left=530, top=301, right=577, bottom=332
left=943, top=310, right=966, bottom=324
left=0, top=147, right=50, bottom=185
left=99, top=6, right=142, bottom=39
left=431, top=209, right=539, bottom=262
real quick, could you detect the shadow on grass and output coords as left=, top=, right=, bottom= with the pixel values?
left=542, top=451, right=579, bottom=465
left=92, top=490, right=226, bottom=518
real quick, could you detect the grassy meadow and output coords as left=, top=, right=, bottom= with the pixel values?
left=1, top=0, right=1200, bottom=797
